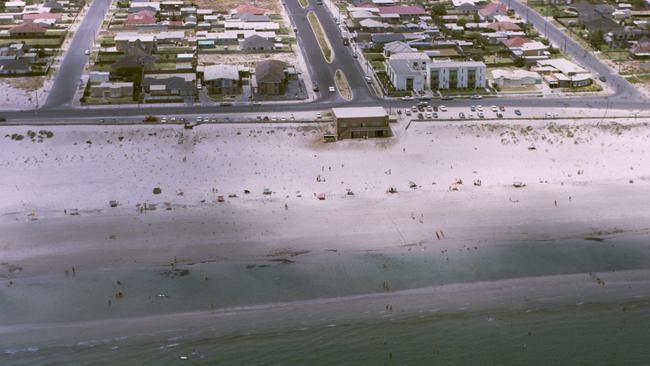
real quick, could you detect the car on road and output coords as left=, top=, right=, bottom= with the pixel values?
left=0, top=116, right=6, bottom=122
left=84, top=49, right=90, bottom=55
left=459, top=112, right=465, bottom=119
left=313, top=84, right=319, bottom=92
left=329, top=86, right=335, bottom=93
left=439, top=105, right=447, bottom=111
left=402, top=96, right=415, bottom=101
left=365, top=76, right=372, bottom=83
left=471, top=94, right=482, bottom=100
left=514, top=109, right=522, bottom=116
left=441, top=96, right=453, bottom=100
left=599, top=76, right=607, bottom=82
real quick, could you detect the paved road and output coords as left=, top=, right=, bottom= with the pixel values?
left=502, top=0, right=641, bottom=100
left=284, top=0, right=374, bottom=103
left=43, top=0, right=112, bottom=108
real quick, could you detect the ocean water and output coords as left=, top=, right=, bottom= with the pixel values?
left=2, top=234, right=650, bottom=364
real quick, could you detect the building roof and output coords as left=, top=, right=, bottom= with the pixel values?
left=203, top=64, right=240, bottom=81
left=255, top=59, right=285, bottom=83
left=631, top=39, right=650, bottom=54
left=359, top=18, right=386, bottom=28
left=376, top=5, right=426, bottom=16
left=235, top=13, right=271, bottom=22
left=23, top=13, right=63, bottom=21
left=487, top=21, right=520, bottom=31
left=234, top=4, right=268, bottom=15
left=240, top=34, right=274, bottom=49
left=428, top=60, right=486, bottom=68
left=536, top=59, right=588, bottom=74
left=8, top=22, right=47, bottom=34
left=386, top=58, right=425, bottom=77
left=371, top=32, right=405, bottom=44
left=332, top=106, right=387, bottom=119
left=383, top=40, right=414, bottom=54
left=126, top=10, right=156, bottom=25
left=492, top=69, right=541, bottom=80
left=479, top=2, right=508, bottom=18
left=503, top=36, right=528, bottom=48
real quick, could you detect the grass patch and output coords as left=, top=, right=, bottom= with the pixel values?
left=307, top=11, right=333, bottom=62
left=334, top=69, right=352, bottom=101
left=298, top=0, right=309, bottom=8
left=562, top=82, right=603, bottom=93
left=624, top=74, right=650, bottom=84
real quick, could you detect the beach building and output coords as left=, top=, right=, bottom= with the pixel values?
left=333, top=106, right=390, bottom=139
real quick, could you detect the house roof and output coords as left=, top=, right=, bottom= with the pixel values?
left=0, top=58, right=31, bottom=73
left=371, top=32, right=406, bottom=44
left=479, top=2, right=508, bottom=18
left=503, top=36, right=528, bottom=48
left=359, top=18, right=386, bottom=28
left=23, top=13, right=62, bottom=21
left=203, top=64, right=239, bottom=81
left=492, top=69, right=541, bottom=80
left=240, top=34, right=274, bottom=49
left=234, top=4, right=268, bottom=15
left=631, top=39, right=650, bottom=54
left=236, top=13, right=271, bottom=22
left=383, top=40, right=414, bottom=54
left=376, top=5, right=426, bottom=16
left=126, top=10, right=156, bottom=25
left=255, top=59, right=285, bottom=83
left=8, top=22, right=47, bottom=34
left=487, top=21, right=520, bottom=31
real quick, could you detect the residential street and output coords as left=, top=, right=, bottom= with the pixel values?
left=43, top=0, right=112, bottom=108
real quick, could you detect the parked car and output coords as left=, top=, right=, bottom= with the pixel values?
left=316, top=112, right=322, bottom=119
left=405, top=110, right=412, bottom=116
left=514, top=109, right=522, bottom=116
left=425, top=112, right=432, bottom=119
left=365, top=76, right=372, bottom=83
left=478, top=111, right=484, bottom=118
left=491, top=105, right=498, bottom=112
left=84, top=49, right=90, bottom=55
left=439, top=105, right=447, bottom=112
left=313, top=84, right=319, bottom=92
left=470, top=105, right=476, bottom=112
left=459, top=112, right=465, bottom=119
left=417, top=113, right=424, bottom=119
left=143, top=115, right=157, bottom=123
left=499, top=105, right=506, bottom=111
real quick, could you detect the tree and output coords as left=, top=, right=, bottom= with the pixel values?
left=589, top=29, right=604, bottom=49
left=430, top=4, right=447, bottom=16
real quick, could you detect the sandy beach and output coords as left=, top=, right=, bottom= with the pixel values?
left=2, top=119, right=650, bottom=363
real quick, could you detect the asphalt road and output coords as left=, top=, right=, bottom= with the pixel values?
left=43, top=0, right=112, bottom=108
left=0, top=0, right=647, bottom=122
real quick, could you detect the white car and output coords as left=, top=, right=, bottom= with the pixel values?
left=476, top=105, right=483, bottom=111
left=316, top=112, right=322, bottom=119
left=478, top=111, right=485, bottom=118
left=329, top=86, right=336, bottom=93
left=545, top=112, right=552, bottom=118
left=439, top=105, right=447, bottom=112
left=84, top=49, right=90, bottom=55
left=425, top=112, right=432, bottom=119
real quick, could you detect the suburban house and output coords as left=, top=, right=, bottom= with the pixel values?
left=142, top=73, right=196, bottom=97
left=8, top=22, right=48, bottom=36
left=23, top=12, right=63, bottom=23
left=383, top=40, right=414, bottom=57
left=233, top=4, right=269, bottom=16
left=5, top=1, right=26, bottom=12
left=111, top=40, right=155, bottom=72
left=630, top=39, right=650, bottom=58
left=479, top=2, right=509, bottom=21
left=254, top=59, right=286, bottom=95
left=125, top=10, right=157, bottom=28
left=491, top=69, right=542, bottom=88
left=428, top=60, right=487, bottom=90
left=201, top=64, right=241, bottom=95
left=90, top=82, right=134, bottom=98
left=333, top=106, right=391, bottom=139
left=359, top=18, right=388, bottom=32
left=533, top=59, right=592, bottom=88
left=503, top=37, right=549, bottom=60
left=451, top=0, right=479, bottom=15
left=486, top=21, right=520, bottom=32
left=239, top=34, right=274, bottom=51
left=0, top=58, right=31, bottom=74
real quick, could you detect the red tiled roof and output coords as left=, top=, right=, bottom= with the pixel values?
left=9, top=22, right=47, bottom=34
left=235, top=4, right=268, bottom=15
left=377, top=5, right=426, bottom=15
left=479, top=2, right=508, bottom=17
left=22, top=12, right=62, bottom=21
left=126, top=10, right=156, bottom=25
left=487, top=21, right=520, bottom=31
left=503, top=37, right=529, bottom=48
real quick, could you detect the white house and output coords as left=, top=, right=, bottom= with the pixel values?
left=492, top=69, right=542, bottom=88
left=427, top=60, right=487, bottom=90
